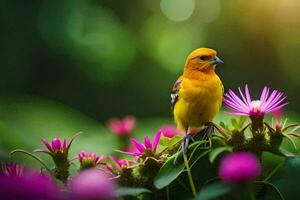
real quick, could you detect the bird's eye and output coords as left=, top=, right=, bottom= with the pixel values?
left=199, top=56, right=209, bottom=61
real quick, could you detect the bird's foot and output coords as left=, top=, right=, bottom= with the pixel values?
left=183, top=134, right=194, bottom=153
left=202, top=122, right=216, bottom=140
left=173, top=134, right=194, bottom=165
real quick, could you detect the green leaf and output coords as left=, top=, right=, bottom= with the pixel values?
left=237, top=116, right=247, bottom=128
left=209, top=146, right=232, bottom=163
left=255, top=181, right=284, bottom=200
left=231, top=118, right=238, bottom=128
left=194, top=182, right=231, bottom=200
left=268, top=156, right=300, bottom=199
left=154, top=153, right=184, bottom=189
left=219, top=121, right=226, bottom=129
left=115, top=187, right=151, bottom=197
left=159, top=135, right=182, bottom=147
left=278, top=148, right=296, bottom=157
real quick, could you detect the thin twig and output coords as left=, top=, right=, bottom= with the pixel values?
left=10, top=149, right=52, bottom=173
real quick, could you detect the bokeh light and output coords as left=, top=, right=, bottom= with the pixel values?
left=160, top=0, right=195, bottom=22
left=194, top=0, right=221, bottom=25
left=140, top=15, right=205, bottom=74
left=38, top=0, right=136, bottom=83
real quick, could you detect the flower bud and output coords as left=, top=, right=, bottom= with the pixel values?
left=219, top=152, right=261, bottom=184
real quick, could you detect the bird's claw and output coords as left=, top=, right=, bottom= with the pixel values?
left=173, top=134, right=194, bottom=165
left=201, top=122, right=216, bottom=140
left=183, top=134, right=194, bottom=153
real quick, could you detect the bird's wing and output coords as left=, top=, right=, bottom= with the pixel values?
left=171, top=76, right=183, bottom=111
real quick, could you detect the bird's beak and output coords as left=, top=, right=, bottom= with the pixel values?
left=211, top=56, right=224, bottom=65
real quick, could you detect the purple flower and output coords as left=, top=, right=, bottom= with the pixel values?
left=219, top=152, right=261, bottom=184
left=0, top=171, right=62, bottom=200
left=160, top=125, right=182, bottom=138
left=68, top=168, right=116, bottom=200
left=34, top=132, right=80, bottom=158
left=78, top=151, right=105, bottom=169
left=107, top=116, right=136, bottom=136
left=119, top=131, right=162, bottom=157
left=106, top=157, right=130, bottom=175
left=4, top=163, right=24, bottom=177
left=223, top=84, right=288, bottom=118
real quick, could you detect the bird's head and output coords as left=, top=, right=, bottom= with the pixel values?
left=184, top=48, right=223, bottom=75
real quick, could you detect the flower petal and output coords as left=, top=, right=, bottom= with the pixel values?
left=67, top=132, right=81, bottom=151
left=51, top=138, right=62, bottom=151
left=63, top=139, right=67, bottom=150
left=144, top=136, right=152, bottom=149
left=131, top=138, right=145, bottom=153
left=40, top=138, right=52, bottom=152
left=245, top=84, right=252, bottom=105
left=152, top=131, right=162, bottom=152
left=33, top=149, right=52, bottom=155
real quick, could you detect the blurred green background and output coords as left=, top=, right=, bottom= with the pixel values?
left=0, top=0, right=300, bottom=164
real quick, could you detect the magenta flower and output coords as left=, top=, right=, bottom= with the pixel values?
left=69, top=168, right=116, bottom=200
left=107, top=116, right=136, bottom=136
left=120, top=131, right=162, bottom=157
left=34, top=133, right=80, bottom=182
left=111, top=157, right=129, bottom=170
left=161, top=125, right=182, bottom=138
left=223, top=84, right=288, bottom=118
left=0, top=171, right=62, bottom=200
left=4, top=164, right=24, bottom=177
left=78, top=151, right=105, bottom=169
left=34, top=132, right=80, bottom=158
left=106, top=157, right=130, bottom=175
left=219, top=152, right=261, bottom=184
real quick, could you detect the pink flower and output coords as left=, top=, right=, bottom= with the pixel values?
left=4, top=164, right=24, bottom=177
left=0, top=171, right=62, bottom=200
left=78, top=151, right=105, bottom=169
left=69, top=169, right=116, bottom=200
left=111, top=157, right=130, bottom=170
left=219, top=152, right=261, bottom=184
left=120, top=131, right=162, bottom=157
left=223, top=84, right=288, bottom=118
left=106, top=157, right=130, bottom=175
left=160, top=125, right=181, bottom=138
left=34, top=132, right=80, bottom=158
left=107, top=116, right=136, bottom=136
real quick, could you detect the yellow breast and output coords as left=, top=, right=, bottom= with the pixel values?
left=173, top=74, right=223, bottom=131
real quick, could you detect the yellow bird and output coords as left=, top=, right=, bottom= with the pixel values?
left=171, top=48, right=224, bottom=148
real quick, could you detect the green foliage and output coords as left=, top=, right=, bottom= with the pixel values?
left=154, top=152, right=184, bottom=189
left=115, top=187, right=151, bottom=197
left=194, top=182, right=231, bottom=200
left=159, top=135, right=182, bottom=147
left=270, top=156, right=300, bottom=200
left=209, top=146, right=232, bottom=163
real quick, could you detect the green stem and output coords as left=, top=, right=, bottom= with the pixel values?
left=264, top=163, right=283, bottom=182
left=249, top=187, right=256, bottom=200
left=166, top=186, right=170, bottom=200
left=183, top=152, right=197, bottom=197
left=10, top=149, right=52, bottom=173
